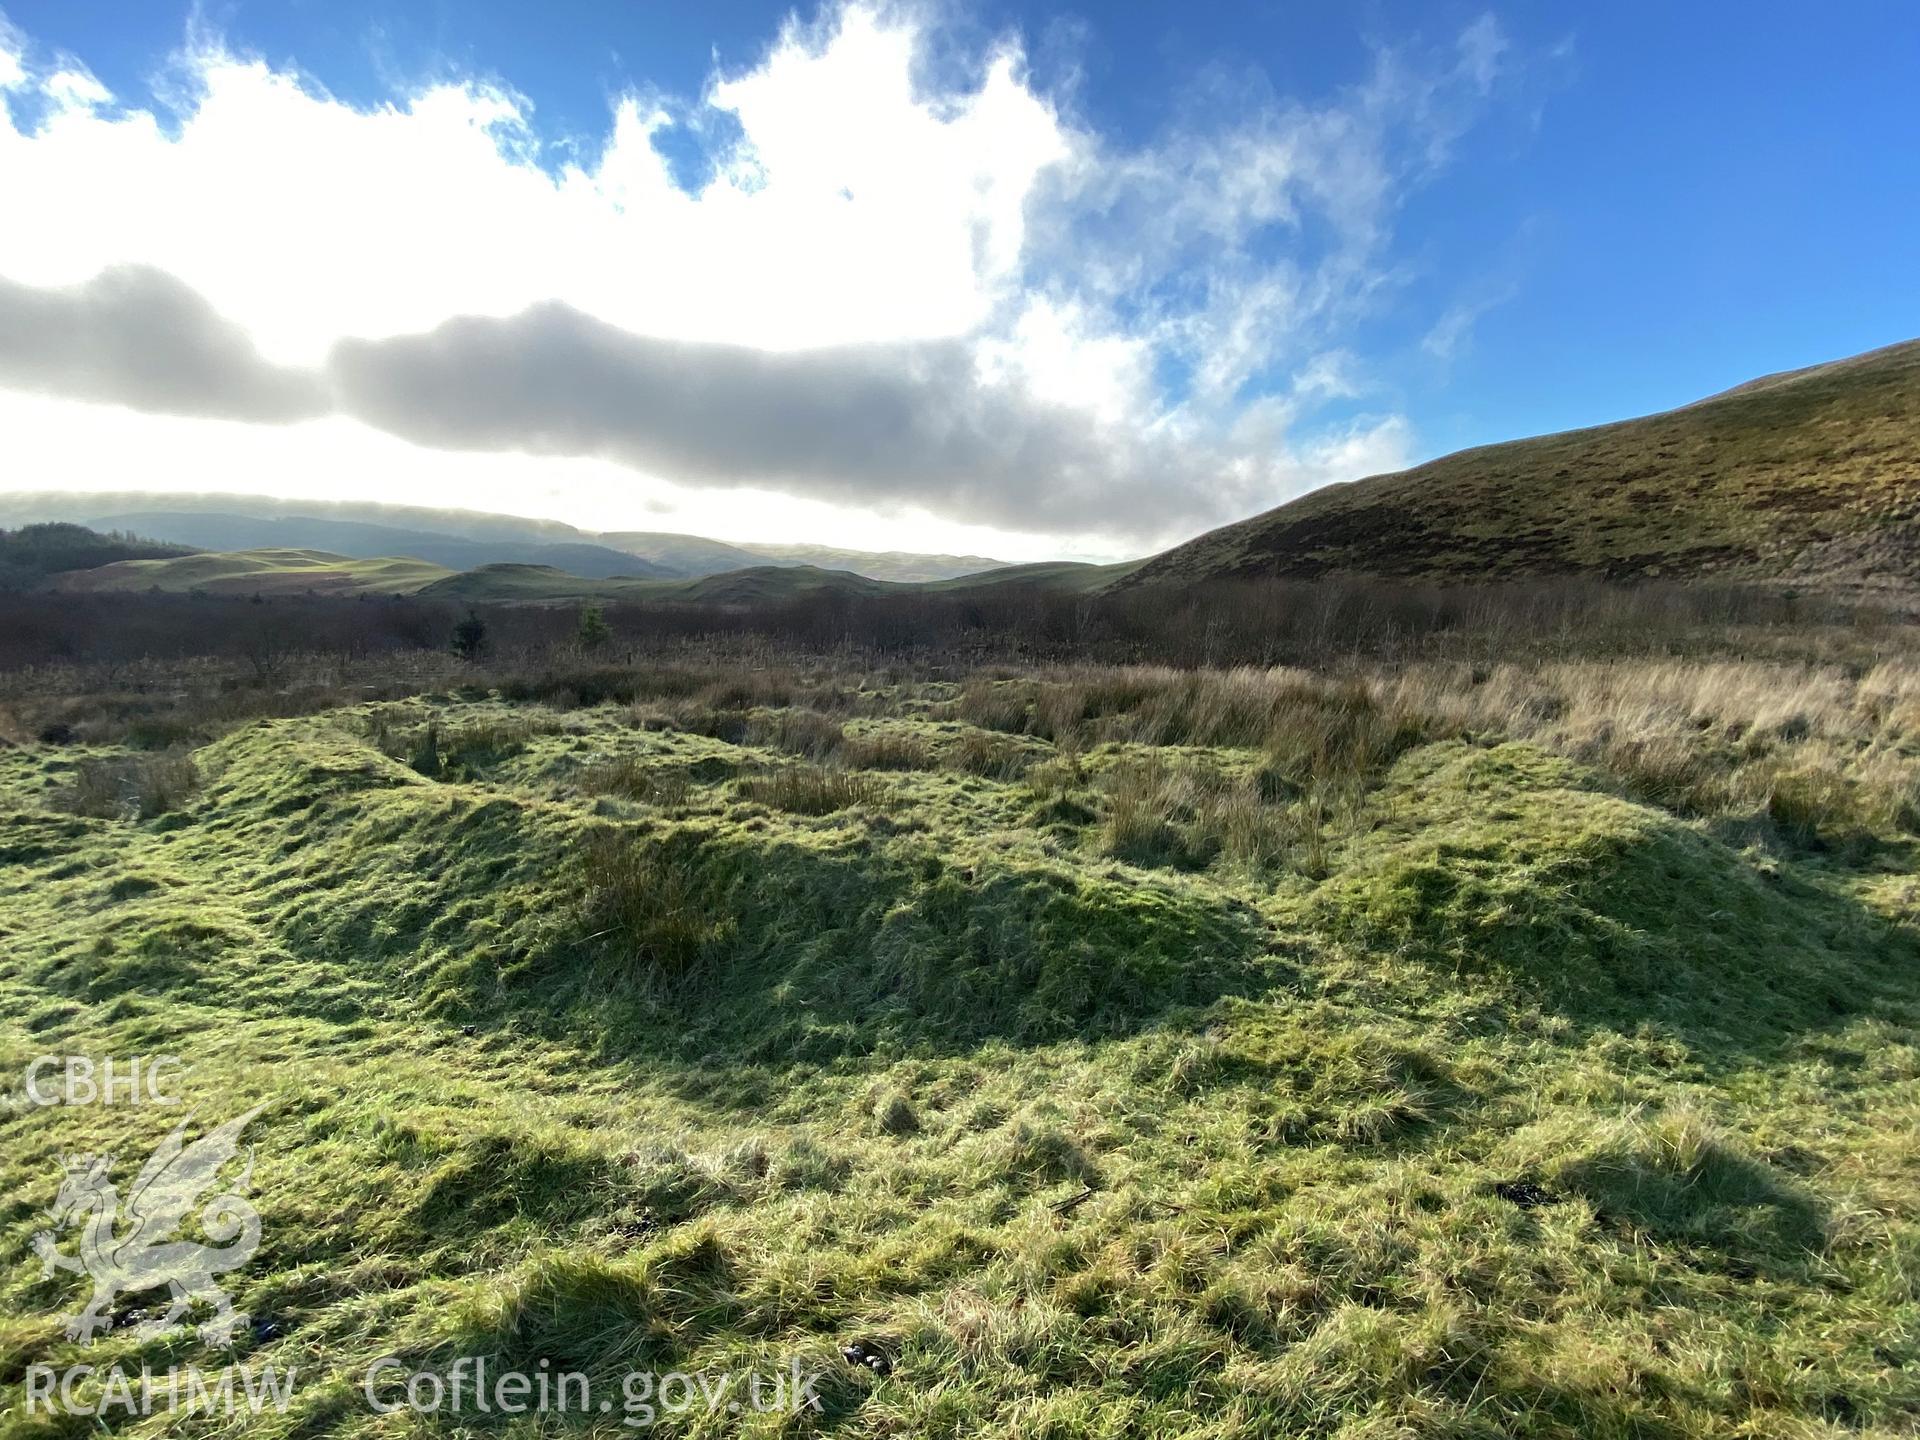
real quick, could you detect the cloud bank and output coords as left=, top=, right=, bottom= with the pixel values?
left=0, top=3, right=1524, bottom=550
left=0, top=266, right=327, bottom=422
left=329, top=307, right=1180, bottom=533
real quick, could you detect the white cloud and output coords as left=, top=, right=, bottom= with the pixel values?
left=0, top=6, right=1068, bottom=366
left=0, top=22, right=25, bottom=92
left=0, top=3, right=1520, bottom=551
left=1422, top=288, right=1517, bottom=363
left=1032, top=12, right=1517, bottom=412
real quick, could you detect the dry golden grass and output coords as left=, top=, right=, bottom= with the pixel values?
left=1378, top=657, right=1920, bottom=841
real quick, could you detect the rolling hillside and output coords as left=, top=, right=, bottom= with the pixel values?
left=735, top=542, right=1007, bottom=583
left=597, top=533, right=1010, bottom=582
left=0, top=493, right=1014, bottom=584
left=26, top=534, right=1122, bottom=608
left=1126, top=337, right=1920, bottom=592
left=29, top=337, right=1920, bottom=607
left=594, top=530, right=772, bottom=575
left=417, top=562, right=899, bottom=605
left=52, top=547, right=453, bottom=596
left=85, top=512, right=677, bottom=580
left=418, top=559, right=1136, bottom=605
left=921, top=559, right=1143, bottom=594
left=411, top=563, right=668, bottom=603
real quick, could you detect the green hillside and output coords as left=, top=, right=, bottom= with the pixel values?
left=593, top=530, right=770, bottom=575
left=1126, top=337, right=1920, bottom=591
left=735, top=543, right=1007, bottom=583
left=414, top=563, right=668, bottom=604
left=924, top=559, right=1143, bottom=594
left=418, top=562, right=900, bottom=605
left=44, top=548, right=1124, bottom=609
left=51, top=547, right=453, bottom=596
left=676, top=564, right=896, bottom=603
left=418, top=559, right=1143, bottom=606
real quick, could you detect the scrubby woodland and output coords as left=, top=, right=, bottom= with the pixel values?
left=0, top=523, right=194, bottom=593
left=1, top=580, right=1917, bottom=1437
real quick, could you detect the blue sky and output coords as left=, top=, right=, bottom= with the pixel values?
left=0, top=1, right=1914, bottom=558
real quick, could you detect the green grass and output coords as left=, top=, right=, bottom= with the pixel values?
left=50, top=547, right=454, bottom=596
left=1, top=660, right=1917, bottom=1436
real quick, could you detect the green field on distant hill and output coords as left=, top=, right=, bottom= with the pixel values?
left=51, top=547, right=454, bottom=596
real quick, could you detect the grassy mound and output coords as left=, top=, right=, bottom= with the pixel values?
left=1312, top=742, right=1906, bottom=1042
left=200, top=713, right=1271, bottom=1051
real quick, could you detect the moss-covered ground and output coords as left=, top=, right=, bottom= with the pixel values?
left=2, top=660, right=1917, bottom=1436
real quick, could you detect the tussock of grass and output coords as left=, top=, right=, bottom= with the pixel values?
left=746, top=707, right=846, bottom=758
left=1381, top=656, right=1920, bottom=845
left=578, top=755, right=692, bottom=808
left=740, top=764, right=887, bottom=814
left=55, top=749, right=197, bottom=819
left=944, top=728, right=1037, bottom=779
left=841, top=727, right=936, bottom=770
left=578, top=831, right=734, bottom=978
left=1100, top=760, right=1222, bottom=869
left=1097, top=757, right=1317, bottom=874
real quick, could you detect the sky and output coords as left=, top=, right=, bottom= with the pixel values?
left=0, top=2, right=1914, bottom=563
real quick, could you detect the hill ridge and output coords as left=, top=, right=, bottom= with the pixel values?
left=1126, top=336, right=1920, bottom=592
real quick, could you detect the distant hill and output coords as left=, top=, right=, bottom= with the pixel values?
left=0, top=493, right=1014, bottom=584
left=922, top=559, right=1142, bottom=594
left=1125, top=337, right=1920, bottom=592
left=46, top=546, right=1123, bottom=607
left=0, top=493, right=593, bottom=547
left=594, top=531, right=772, bottom=576
left=0, top=522, right=193, bottom=590
left=729, top=543, right=1005, bottom=583
left=413, top=564, right=658, bottom=604
left=595, top=534, right=1009, bottom=584
left=675, top=564, right=895, bottom=604
left=417, top=561, right=896, bottom=605
left=52, top=547, right=452, bottom=597
left=81, top=512, right=674, bottom=580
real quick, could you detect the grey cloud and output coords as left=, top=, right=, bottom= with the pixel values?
left=0, top=266, right=1322, bottom=542
left=325, top=303, right=1221, bottom=535
left=0, top=265, right=329, bottom=422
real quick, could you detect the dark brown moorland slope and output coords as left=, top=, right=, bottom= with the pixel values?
left=1124, top=337, right=1920, bottom=593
